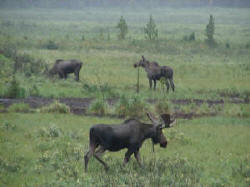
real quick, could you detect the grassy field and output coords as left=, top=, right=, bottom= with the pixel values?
left=0, top=113, right=250, bottom=186
left=0, top=7, right=250, bottom=186
left=0, top=7, right=250, bottom=99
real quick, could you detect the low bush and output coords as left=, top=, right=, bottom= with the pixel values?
left=82, top=83, right=118, bottom=99
left=4, top=77, right=26, bottom=98
left=37, top=124, right=63, bottom=138
left=43, top=40, right=59, bottom=50
left=0, top=121, right=16, bottom=131
left=7, top=103, right=30, bottom=113
left=29, top=85, right=40, bottom=97
left=196, top=103, right=211, bottom=115
left=115, top=94, right=148, bottom=118
left=183, top=32, right=195, bottom=41
left=224, top=103, right=250, bottom=118
left=14, top=53, right=48, bottom=76
left=38, top=100, right=70, bottom=114
left=155, top=100, right=171, bottom=114
left=88, top=98, right=108, bottom=116
left=0, top=43, right=48, bottom=76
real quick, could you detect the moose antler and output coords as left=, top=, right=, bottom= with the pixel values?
left=146, top=112, right=158, bottom=124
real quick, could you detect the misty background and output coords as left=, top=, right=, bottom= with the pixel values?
left=1, top=0, right=250, bottom=9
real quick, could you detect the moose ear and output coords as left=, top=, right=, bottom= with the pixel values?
left=161, top=114, right=176, bottom=128
left=160, top=114, right=171, bottom=128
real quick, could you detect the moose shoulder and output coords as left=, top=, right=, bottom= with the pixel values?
left=84, top=113, right=176, bottom=172
left=49, top=59, right=83, bottom=81
left=134, top=56, right=175, bottom=92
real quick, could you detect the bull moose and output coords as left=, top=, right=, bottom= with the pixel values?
left=49, top=59, right=83, bottom=81
left=134, top=56, right=175, bottom=92
left=84, top=113, right=176, bottom=172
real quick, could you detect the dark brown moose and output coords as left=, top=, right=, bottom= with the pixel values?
left=49, top=59, right=83, bottom=81
left=134, top=56, right=175, bottom=92
left=84, top=113, right=176, bottom=172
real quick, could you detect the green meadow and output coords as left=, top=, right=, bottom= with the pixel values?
left=0, top=7, right=250, bottom=186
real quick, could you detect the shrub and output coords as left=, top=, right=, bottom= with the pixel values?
left=245, top=42, right=250, bottom=49
left=223, top=103, right=250, bottom=117
left=1, top=121, right=16, bottom=131
left=39, top=100, right=70, bottom=114
left=0, top=54, right=14, bottom=86
left=81, top=34, right=85, bottom=41
left=115, top=94, right=130, bottom=117
left=82, top=83, right=118, bottom=99
left=14, top=53, right=47, bottom=76
left=29, top=85, right=40, bottom=97
left=37, top=124, right=63, bottom=138
left=155, top=100, right=171, bottom=114
left=4, top=77, right=26, bottom=98
left=183, top=32, right=195, bottom=41
left=0, top=42, right=47, bottom=76
left=196, top=103, right=211, bottom=115
left=7, top=103, right=30, bottom=113
left=144, top=15, right=158, bottom=40
left=88, top=98, right=108, bottom=116
left=115, top=94, right=147, bottom=118
left=44, top=40, right=59, bottom=50
left=0, top=42, right=17, bottom=59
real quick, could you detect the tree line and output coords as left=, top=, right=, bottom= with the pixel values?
left=0, top=0, right=250, bottom=8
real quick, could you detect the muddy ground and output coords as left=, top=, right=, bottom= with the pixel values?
left=0, top=97, right=249, bottom=119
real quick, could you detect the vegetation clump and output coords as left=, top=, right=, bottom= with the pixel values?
left=183, top=32, right=195, bottom=41
left=4, top=77, right=26, bottom=98
left=88, top=98, right=108, bottom=116
left=39, top=100, right=70, bottom=114
left=37, top=124, right=63, bottom=138
left=43, top=40, right=59, bottom=50
left=7, top=103, right=31, bottom=113
left=115, top=94, right=147, bottom=118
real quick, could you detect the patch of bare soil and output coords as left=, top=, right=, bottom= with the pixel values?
left=0, top=96, right=249, bottom=119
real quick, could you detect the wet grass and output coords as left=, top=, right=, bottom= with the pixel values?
left=0, top=113, right=249, bottom=186
left=0, top=7, right=250, bottom=186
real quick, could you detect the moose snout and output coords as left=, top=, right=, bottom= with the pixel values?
left=134, top=63, right=138, bottom=68
left=160, top=141, right=167, bottom=148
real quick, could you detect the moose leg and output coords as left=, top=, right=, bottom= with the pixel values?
left=153, top=80, right=157, bottom=90
left=58, top=72, right=64, bottom=79
left=84, top=144, right=96, bottom=172
left=134, top=150, right=142, bottom=167
left=64, top=73, right=68, bottom=79
left=169, top=78, right=175, bottom=92
left=74, top=71, right=79, bottom=81
left=123, top=149, right=134, bottom=165
left=95, top=146, right=106, bottom=157
left=149, top=79, right=152, bottom=89
left=94, top=154, right=109, bottom=171
left=166, top=80, right=170, bottom=92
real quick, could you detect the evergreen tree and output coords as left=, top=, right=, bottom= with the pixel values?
left=144, top=15, right=158, bottom=40
left=206, top=14, right=215, bottom=45
left=116, top=16, right=128, bottom=40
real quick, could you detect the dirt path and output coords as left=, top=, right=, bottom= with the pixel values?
left=0, top=97, right=249, bottom=119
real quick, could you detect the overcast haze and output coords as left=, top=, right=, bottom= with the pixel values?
left=1, top=0, right=250, bottom=9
